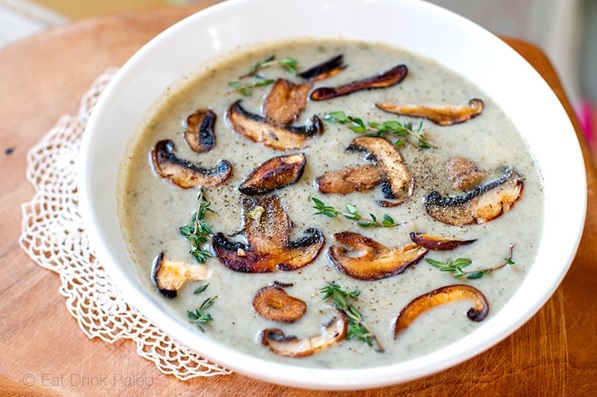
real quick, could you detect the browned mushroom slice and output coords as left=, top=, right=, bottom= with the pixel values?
left=151, top=252, right=210, bottom=298
left=227, top=100, right=323, bottom=150
left=259, top=311, right=347, bottom=357
left=424, top=167, right=524, bottom=226
left=239, top=153, right=306, bottom=195
left=263, top=79, right=312, bottom=126
left=315, top=164, right=383, bottom=195
left=183, top=109, right=216, bottom=153
left=348, top=136, right=414, bottom=200
left=252, top=285, right=307, bottom=323
left=444, top=157, right=486, bottom=191
left=310, top=64, right=407, bottom=101
left=393, top=284, right=489, bottom=338
left=327, top=232, right=428, bottom=280
left=376, top=98, right=484, bottom=126
left=298, top=54, right=347, bottom=82
left=409, top=232, right=476, bottom=251
left=212, top=195, right=325, bottom=273
left=151, top=139, right=232, bottom=188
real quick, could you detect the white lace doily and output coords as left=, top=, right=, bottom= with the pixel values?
left=18, top=69, right=231, bottom=380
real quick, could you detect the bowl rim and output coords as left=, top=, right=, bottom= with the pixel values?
left=78, top=0, right=587, bottom=390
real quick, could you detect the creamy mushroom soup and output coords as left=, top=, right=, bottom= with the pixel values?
left=118, top=39, right=543, bottom=368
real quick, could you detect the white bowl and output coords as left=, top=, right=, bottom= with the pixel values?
left=78, top=0, right=586, bottom=390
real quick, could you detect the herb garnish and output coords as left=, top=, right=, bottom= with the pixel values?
left=426, top=243, right=515, bottom=279
left=321, top=282, right=384, bottom=352
left=187, top=295, right=218, bottom=332
left=311, top=197, right=399, bottom=228
left=323, top=111, right=431, bottom=149
left=229, top=55, right=299, bottom=97
left=179, top=188, right=215, bottom=263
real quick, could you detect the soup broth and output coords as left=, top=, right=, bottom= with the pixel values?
left=118, top=39, right=543, bottom=368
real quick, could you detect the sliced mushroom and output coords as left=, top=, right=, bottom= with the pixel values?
left=263, top=79, right=312, bottom=126
left=212, top=195, right=325, bottom=273
left=259, top=311, right=347, bottom=357
left=151, top=139, right=232, bottom=188
left=310, top=64, right=408, bottom=101
left=327, top=232, right=428, bottom=280
left=226, top=100, right=323, bottom=150
left=183, top=109, right=216, bottom=153
left=239, top=153, right=306, bottom=195
left=393, top=284, right=489, bottom=338
left=424, top=166, right=524, bottom=226
left=298, top=54, right=347, bottom=82
left=375, top=98, right=484, bottom=126
left=315, top=164, right=383, bottom=195
left=444, top=157, right=486, bottom=191
left=348, top=136, right=414, bottom=200
left=252, top=285, right=307, bottom=323
left=409, top=232, right=476, bottom=251
left=151, top=251, right=210, bottom=298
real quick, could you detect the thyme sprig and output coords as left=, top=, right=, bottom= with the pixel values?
left=311, top=197, right=398, bottom=228
left=228, top=78, right=275, bottom=97
left=229, top=55, right=299, bottom=97
left=239, top=55, right=299, bottom=78
left=321, top=282, right=384, bottom=352
left=179, top=188, right=215, bottom=263
left=187, top=295, right=218, bottom=332
left=426, top=243, right=515, bottom=280
left=323, top=111, right=432, bottom=149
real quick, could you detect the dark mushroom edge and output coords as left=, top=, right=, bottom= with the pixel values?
left=376, top=98, right=484, bottom=126
left=327, top=231, right=428, bottom=280
left=151, top=139, right=232, bottom=189
left=393, top=284, right=489, bottom=338
left=213, top=195, right=325, bottom=273
left=151, top=251, right=210, bottom=298
left=259, top=311, right=347, bottom=357
left=239, top=153, right=306, bottom=195
left=424, top=166, right=524, bottom=226
left=252, top=285, right=307, bottom=323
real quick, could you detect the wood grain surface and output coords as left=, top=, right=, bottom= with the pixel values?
left=0, top=2, right=595, bottom=396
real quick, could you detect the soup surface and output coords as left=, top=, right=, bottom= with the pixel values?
left=119, top=39, right=543, bottom=368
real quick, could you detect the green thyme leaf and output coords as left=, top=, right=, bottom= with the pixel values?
left=323, top=111, right=432, bottom=149
left=427, top=244, right=515, bottom=279
left=180, top=188, right=215, bottom=263
left=321, top=282, right=383, bottom=352
left=311, top=197, right=399, bottom=228
left=187, top=295, right=217, bottom=332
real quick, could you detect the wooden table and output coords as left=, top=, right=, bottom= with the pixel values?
left=1, top=2, right=596, bottom=396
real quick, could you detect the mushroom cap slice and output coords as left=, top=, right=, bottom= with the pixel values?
left=183, top=108, right=216, bottom=153
left=348, top=136, right=414, bottom=200
left=327, top=232, right=428, bottom=280
left=151, top=251, right=210, bottom=298
left=310, top=64, right=408, bottom=101
left=212, top=195, right=325, bottom=273
left=259, top=311, right=347, bottom=357
left=298, top=54, right=347, bottom=82
left=252, top=285, right=307, bottom=323
left=376, top=98, right=484, bottom=126
left=226, top=100, right=323, bottom=150
left=424, top=167, right=524, bottom=226
left=393, top=284, right=489, bottom=338
left=409, top=232, right=476, bottom=251
left=239, top=153, right=306, bottom=195
left=315, top=164, right=383, bottom=195
left=151, top=139, right=232, bottom=188
left=444, top=156, right=486, bottom=192
left=263, top=79, right=312, bottom=126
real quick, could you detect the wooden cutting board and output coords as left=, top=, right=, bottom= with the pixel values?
left=0, top=2, right=595, bottom=395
